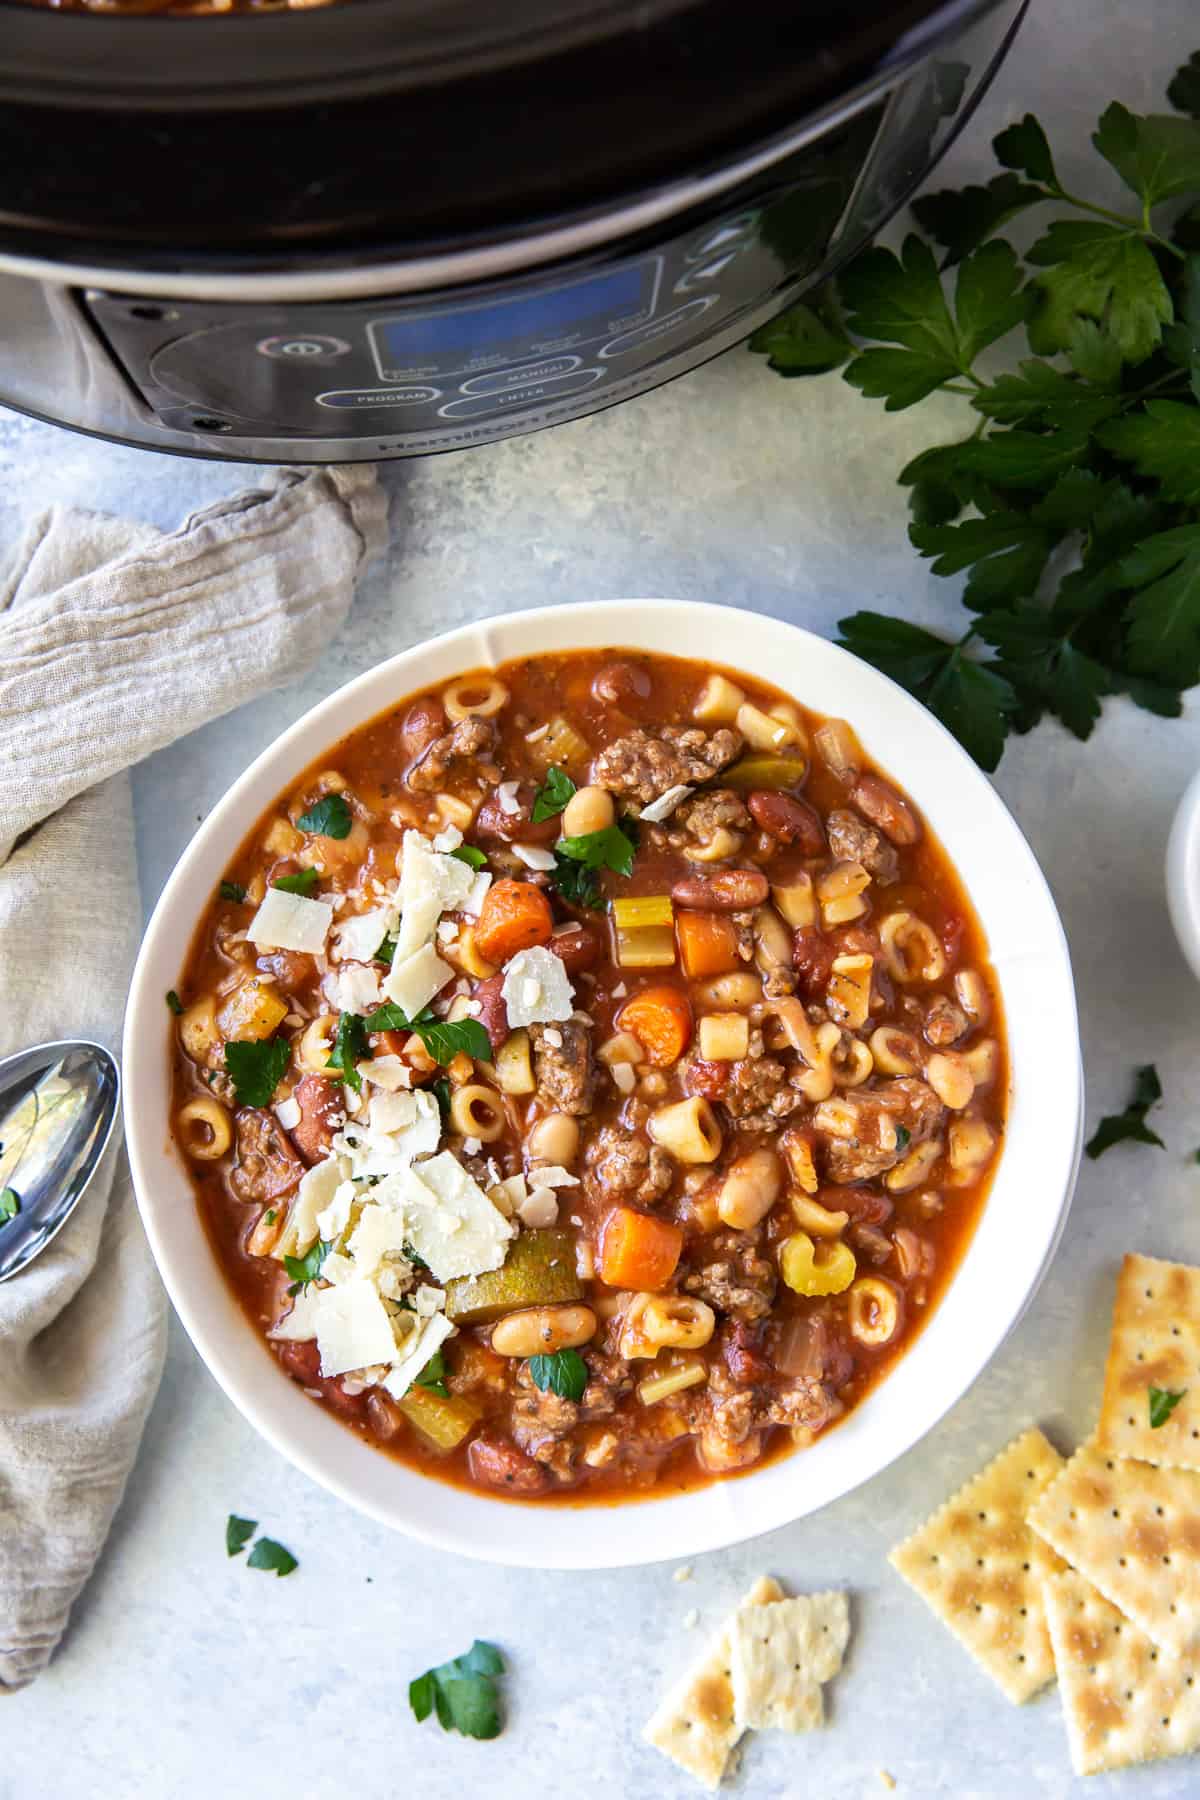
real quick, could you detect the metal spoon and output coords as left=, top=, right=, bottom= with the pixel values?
left=0, top=1041, right=120, bottom=1282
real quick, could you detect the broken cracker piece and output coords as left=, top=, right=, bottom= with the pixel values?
left=889, top=1426, right=1066, bottom=1703
left=1044, top=1567, right=1200, bottom=1775
left=1097, top=1252, right=1200, bottom=1472
left=1029, top=1437, right=1200, bottom=1660
left=643, top=1575, right=784, bottom=1790
left=729, top=1592, right=850, bottom=1732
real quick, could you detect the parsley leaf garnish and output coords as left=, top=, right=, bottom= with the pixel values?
left=409, top=1641, right=506, bottom=1739
left=326, top=1012, right=371, bottom=1092
left=283, top=1238, right=332, bottom=1296
left=527, top=1348, right=588, bottom=1402
left=246, top=1537, right=298, bottom=1577
left=226, top=1515, right=256, bottom=1557
left=219, top=880, right=247, bottom=903
left=0, top=1188, right=20, bottom=1223
left=273, top=868, right=320, bottom=897
left=1085, top=1064, right=1166, bottom=1159
left=166, top=989, right=184, bottom=1015
left=224, top=1038, right=291, bottom=1108
left=531, top=766, right=576, bottom=822
left=1149, top=1386, right=1188, bottom=1429
left=551, top=823, right=636, bottom=908
left=451, top=844, right=488, bottom=871
left=756, top=58, right=1200, bottom=770
left=415, top=1347, right=449, bottom=1399
left=364, top=1002, right=492, bottom=1067
left=433, top=1077, right=452, bottom=1119
left=374, top=932, right=397, bottom=966
left=296, top=794, right=352, bottom=839
left=894, top=1125, right=911, bottom=1152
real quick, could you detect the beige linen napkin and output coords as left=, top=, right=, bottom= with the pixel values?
left=0, top=465, right=387, bottom=1690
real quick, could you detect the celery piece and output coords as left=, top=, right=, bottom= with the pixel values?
left=612, top=894, right=674, bottom=929
left=616, top=924, right=677, bottom=968
left=443, top=1227, right=581, bottom=1325
left=397, top=1386, right=482, bottom=1453
left=720, top=754, right=809, bottom=792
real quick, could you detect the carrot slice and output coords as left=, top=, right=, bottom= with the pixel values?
left=474, top=878, right=554, bottom=965
left=617, top=985, right=693, bottom=1066
left=598, top=1207, right=683, bottom=1291
left=675, top=910, right=740, bottom=979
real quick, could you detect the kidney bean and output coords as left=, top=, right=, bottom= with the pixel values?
left=746, top=790, right=826, bottom=855
left=548, top=923, right=603, bottom=973
left=399, top=696, right=446, bottom=762
left=276, top=1338, right=321, bottom=1385
left=467, top=1435, right=549, bottom=1494
left=671, top=868, right=770, bottom=911
left=592, top=659, right=652, bottom=707
left=470, top=972, right=512, bottom=1051
left=792, top=926, right=836, bottom=997
left=724, top=1320, right=773, bottom=1385
left=838, top=1188, right=894, bottom=1226
left=852, top=772, right=921, bottom=846
left=684, top=1057, right=730, bottom=1100
left=290, top=1074, right=344, bottom=1166
left=320, top=1376, right=368, bottom=1423
left=473, top=784, right=560, bottom=844
left=256, top=949, right=315, bottom=994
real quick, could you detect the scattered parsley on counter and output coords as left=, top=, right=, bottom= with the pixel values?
left=247, top=1538, right=298, bottom=1578
left=752, top=55, right=1200, bottom=771
left=409, top=1640, right=506, bottom=1740
left=527, top=1348, right=588, bottom=1402
left=284, top=1239, right=331, bottom=1296
left=226, top=1515, right=256, bottom=1557
left=219, top=881, right=247, bottom=903
left=1084, top=1064, right=1165, bottom=1159
left=365, top=1002, right=492, bottom=1067
left=273, top=868, right=320, bottom=897
left=224, top=1037, right=291, bottom=1109
left=1149, top=1385, right=1188, bottom=1428
left=326, top=1012, right=372, bottom=1092
left=450, top=844, right=488, bottom=871
left=0, top=1188, right=20, bottom=1223
left=166, top=989, right=184, bottom=1015
left=532, top=765, right=576, bottom=822
left=297, top=793, right=353, bottom=839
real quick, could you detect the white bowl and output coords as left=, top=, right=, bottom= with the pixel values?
left=1166, top=764, right=1200, bottom=983
left=123, top=599, right=1082, bottom=1569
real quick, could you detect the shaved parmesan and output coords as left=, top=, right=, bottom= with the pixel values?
left=315, top=1178, right=356, bottom=1245
left=346, top=1202, right=412, bottom=1279
left=248, top=887, right=333, bottom=955
left=463, top=870, right=492, bottom=917
left=497, top=780, right=521, bottom=815
left=325, top=963, right=382, bottom=1015
left=382, top=941, right=455, bottom=1018
left=274, top=1155, right=348, bottom=1259
left=527, top=1164, right=579, bottom=1189
left=360, top=1054, right=411, bottom=1091
left=518, top=1186, right=559, bottom=1228
left=414, top=1285, right=447, bottom=1316
left=383, top=1311, right=457, bottom=1402
left=394, top=830, right=477, bottom=961
left=399, top=1152, right=515, bottom=1281
left=272, top=1278, right=400, bottom=1378
left=319, top=1251, right=356, bottom=1287
left=332, top=905, right=394, bottom=965
left=502, top=944, right=575, bottom=1027
left=274, top=1096, right=301, bottom=1131
left=640, top=783, right=693, bottom=823
left=512, top=844, right=557, bottom=871
left=432, top=825, right=463, bottom=852
left=334, top=1088, right=442, bottom=1178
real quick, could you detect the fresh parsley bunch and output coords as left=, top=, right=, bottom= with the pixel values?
left=751, top=53, right=1200, bottom=770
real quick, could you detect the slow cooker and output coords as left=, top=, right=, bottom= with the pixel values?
left=0, top=0, right=1025, bottom=463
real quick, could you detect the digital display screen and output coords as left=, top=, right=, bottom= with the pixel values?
left=370, top=263, right=656, bottom=377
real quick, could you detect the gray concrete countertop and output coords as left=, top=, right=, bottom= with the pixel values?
left=6, top=3, right=1200, bottom=1795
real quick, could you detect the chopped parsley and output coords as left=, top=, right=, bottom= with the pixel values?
left=373, top=932, right=398, bottom=966
left=1085, top=1064, right=1166, bottom=1159
left=527, top=1348, right=588, bottom=1402
left=297, top=793, right=353, bottom=839
left=263, top=1208, right=277, bottom=1225
left=551, top=819, right=636, bottom=908
left=409, top=1640, right=506, bottom=1740
left=364, top=1002, right=492, bottom=1067
left=894, top=1125, right=912, bottom=1152
left=283, top=1238, right=332, bottom=1296
left=273, top=868, right=320, bottom=897
left=415, top=1347, right=450, bottom=1399
left=219, top=880, right=248, bottom=903
left=166, top=989, right=184, bottom=1015
left=246, top=1537, right=298, bottom=1577
left=433, top=1077, right=452, bottom=1120
left=224, top=1038, right=291, bottom=1108
left=326, top=1012, right=372, bottom=1092
left=1149, top=1385, right=1188, bottom=1429
left=226, top=1515, right=256, bottom=1557
left=532, top=765, right=576, bottom=822
left=0, top=1188, right=19, bottom=1224
left=450, top=844, right=488, bottom=871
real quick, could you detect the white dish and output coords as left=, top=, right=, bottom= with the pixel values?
left=123, top=599, right=1082, bottom=1569
left=1166, top=764, right=1200, bottom=983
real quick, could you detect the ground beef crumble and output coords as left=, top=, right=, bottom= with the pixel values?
left=826, top=807, right=899, bottom=884
left=583, top=1123, right=674, bottom=1206
left=406, top=715, right=499, bottom=793
left=529, top=1019, right=595, bottom=1116
left=683, top=1230, right=777, bottom=1321
left=590, top=726, right=743, bottom=807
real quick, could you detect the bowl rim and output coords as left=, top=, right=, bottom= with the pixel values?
left=123, top=597, right=1082, bottom=1568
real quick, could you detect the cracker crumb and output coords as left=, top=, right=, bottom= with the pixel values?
left=673, top=1564, right=693, bottom=1583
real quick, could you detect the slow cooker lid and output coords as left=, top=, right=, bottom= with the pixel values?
left=0, top=0, right=993, bottom=268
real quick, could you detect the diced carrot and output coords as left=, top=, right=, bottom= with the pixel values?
left=474, top=878, right=554, bottom=965
left=676, top=910, right=740, bottom=979
left=617, top=985, right=693, bottom=1066
left=598, top=1207, right=683, bottom=1291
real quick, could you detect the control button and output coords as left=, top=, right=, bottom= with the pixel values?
left=599, top=297, right=718, bottom=360
left=258, top=334, right=352, bottom=362
left=317, top=386, right=440, bottom=409
left=438, top=367, right=604, bottom=420
left=460, top=355, right=582, bottom=395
